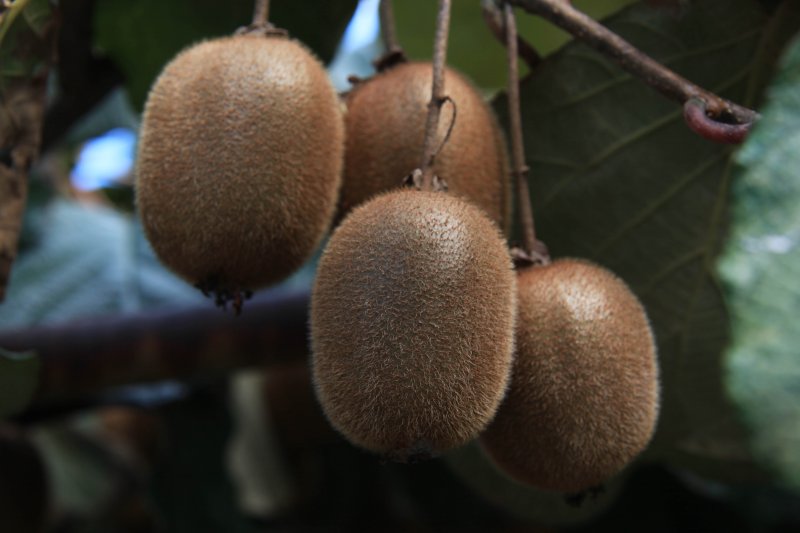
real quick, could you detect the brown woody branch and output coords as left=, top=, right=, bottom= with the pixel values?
left=508, top=0, right=759, bottom=134
left=1, top=0, right=56, bottom=302
left=0, top=80, right=47, bottom=302
left=504, top=3, right=535, bottom=255
left=41, top=0, right=123, bottom=152
left=482, top=0, right=541, bottom=69
left=0, top=291, right=309, bottom=407
left=418, top=0, right=452, bottom=191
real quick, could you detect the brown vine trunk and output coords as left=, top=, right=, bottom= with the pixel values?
left=0, top=78, right=47, bottom=302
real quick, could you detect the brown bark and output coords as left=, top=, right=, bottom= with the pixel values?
left=0, top=291, right=310, bottom=406
left=0, top=79, right=47, bottom=302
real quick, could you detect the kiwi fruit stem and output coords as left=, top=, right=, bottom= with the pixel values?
left=418, top=0, right=453, bottom=191
left=503, top=3, right=550, bottom=267
left=376, top=0, right=408, bottom=71
left=236, top=0, right=286, bottom=37
left=252, top=0, right=270, bottom=26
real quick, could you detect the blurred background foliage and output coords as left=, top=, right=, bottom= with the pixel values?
left=1, top=0, right=800, bottom=531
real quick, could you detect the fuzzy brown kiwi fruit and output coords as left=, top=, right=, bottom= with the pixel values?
left=311, top=189, right=516, bottom=461
left=340, top=62, right=511, bottom=231
left=136, top=34, right=344, bottom=305
left=480, top=258, right=659, bottom=492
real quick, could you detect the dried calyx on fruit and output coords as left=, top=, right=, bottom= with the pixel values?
left=480, top=258, right=659, bottom=492
left=136, top=32, right=344, bottom=312
left=311, top=189, right=517, bottom=461
left=341, top=61, right=511, bottom=232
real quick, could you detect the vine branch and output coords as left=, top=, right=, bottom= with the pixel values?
left=0, top=0, right=54, bottom=301
left=504, top=3, right=549, bottom=267
left=482, top=0, right=541, bottom=69
left=375, top=0, right=407, bottom=71
left=379, top=0, right=400, bottom=54
left=507, top=0, right=759, bottom=141
left=504, top=4, right=535, bottom=256
left=418, top=0, right=452, bottom=191
left=42, top=0, right=123, bottom=152
left=0, top=291, right=309, bottom=407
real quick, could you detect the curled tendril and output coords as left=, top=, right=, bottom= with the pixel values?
left=683, top=98, right=755, bottom=145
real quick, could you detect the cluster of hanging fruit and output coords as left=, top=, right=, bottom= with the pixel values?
left=134, top=1, right=659, bottom=494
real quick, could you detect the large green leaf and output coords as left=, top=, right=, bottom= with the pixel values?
left=718, top=35, right=800, bottom=489
left=492, top=0, right=799, bottom=480
left=0, top=347, right=39, bottom=417
left=393, top=0, right=635, bottom=91
left=93, top=0, right=358, bottom=111
left=0, top=197, right=317, bottom=327
left=0, top=200, right=203, bottom=327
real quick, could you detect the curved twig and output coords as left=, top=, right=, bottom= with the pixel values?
left=508, top=0, right=759, bottom=127
left=683, top=98, right=752, bottom=145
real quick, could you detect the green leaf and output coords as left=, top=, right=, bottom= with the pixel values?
left=718, top=34, right=800, bottom=490
left=444, top=443, right=624, bottom=526
left=0, top=200, right=203, bottom=327
left=493, top=0, right=798, bottom=480
left=0, top=0, right=52, bottom=88
left=151, top=385, right=261, bottom=533
left=21, top=0, right=52, bottom=37
left=33, top=426, right=123, bottom=516
left=393, top=0, right=635, bottom=91
left=0, top=197, right=317, bottom=327
left=93, top=0, right=358, bottom=111
left=0, top=347, right=39, bottom=418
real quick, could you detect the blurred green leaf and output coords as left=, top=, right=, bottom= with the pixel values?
left=34, top=427, right=122, bottom=517
left=444, top=442, right=624, bottom=526
left=493, top=0, right=798, bottom=481
left=718, top=34, right=800, bottom=490
left=0, top=197, right=318, bottom=327
left=0, top=347, right=39, bottom=418
left=0, top=0, right=52, bottom=88
left=21, top=0, right=52, bottom=37
left=93, top=0, right=358, bottom=110
left=0, top=0, right=30, bottom=47
left=393, top=0, right=635, bottom=91
left=0, top=200, right=203, bottom=327
left=151, top=386, right=260, bottom=533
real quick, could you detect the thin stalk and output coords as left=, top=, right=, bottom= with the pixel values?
left=419, top=0, right=452, bottom=190
left=251, top=0, right=269, bottom=26
left=482, top=0, right=541, bottom=69
left=379, top=0, right=400, bottom=53
left=508, top=0, right=758, bottom=126
left=504, top=3, right=537, bottom=255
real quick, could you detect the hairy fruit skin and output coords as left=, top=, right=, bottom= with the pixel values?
left=480, top=259, right=659, bottom=492
left=136, top=35, right=344, bottom=293
left=311, top=189, right=517, bottom=460
left=341, top=62, right=511, bottom=231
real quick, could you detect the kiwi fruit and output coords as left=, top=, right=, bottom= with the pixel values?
left=341, top=62, right=510, bottom=231
left=480, top=258, right=659, bottom=492
left=136, top=34, right=344, bottom=305
left=311, top=189, right=516, bottom=460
